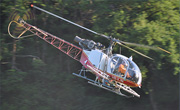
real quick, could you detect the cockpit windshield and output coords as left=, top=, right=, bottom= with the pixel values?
left=110, top=55, right=142, bottom=84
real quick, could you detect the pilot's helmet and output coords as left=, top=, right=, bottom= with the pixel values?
left=122, top=61, right=127, bottom=67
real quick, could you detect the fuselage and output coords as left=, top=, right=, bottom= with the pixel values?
left=80, top=49, right=142, bottom=88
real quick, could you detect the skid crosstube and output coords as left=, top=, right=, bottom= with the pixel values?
left=19, top=19, right=82, bottom=61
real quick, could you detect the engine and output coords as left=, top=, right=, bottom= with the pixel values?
left=74, top=36, right=105, bottom=50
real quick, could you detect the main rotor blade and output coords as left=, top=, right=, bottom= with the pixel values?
left=116, top=42, right=154, bottom=60
left=30, top=4, right=110, bottom=39
left=119, top=41, right=171, bottom=54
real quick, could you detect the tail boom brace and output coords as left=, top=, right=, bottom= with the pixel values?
left=11, top=19, right=82, bottom=61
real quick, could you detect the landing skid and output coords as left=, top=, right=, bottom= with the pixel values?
left=87, top=81, right=132, bottom=98
left=72, top=67, right=140, bottom=98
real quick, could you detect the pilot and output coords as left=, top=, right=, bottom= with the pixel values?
left=118, top=63, right=131, bottom=78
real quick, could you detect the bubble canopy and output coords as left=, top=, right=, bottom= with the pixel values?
left=110, top=54, right=142, bottom=85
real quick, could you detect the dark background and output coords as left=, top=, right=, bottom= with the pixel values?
left=0, top=0, right=179, bottom=110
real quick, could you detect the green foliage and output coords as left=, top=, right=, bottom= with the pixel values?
left=0, top=35, right=11, bottom=61
left=32, top=58, right=46, bottom=69
left=140, top=65, right=148, bottom=79
left=1, top=69, right=27, bottom=91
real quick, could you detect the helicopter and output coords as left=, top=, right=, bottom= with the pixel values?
left=8, top=4, right=170, bottom=98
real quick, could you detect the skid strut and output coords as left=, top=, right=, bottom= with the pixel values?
left=72, top=66, right=95, bottom=83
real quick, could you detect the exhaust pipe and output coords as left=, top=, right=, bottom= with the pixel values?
left=74, top=36, right=84, bottom=43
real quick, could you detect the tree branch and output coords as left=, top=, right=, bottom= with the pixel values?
left=15, top=55, right=40, bottom=59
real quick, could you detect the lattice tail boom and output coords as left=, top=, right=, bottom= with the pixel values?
left=17, top=20, right=82, bottom=61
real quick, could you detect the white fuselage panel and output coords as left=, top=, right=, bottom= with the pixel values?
left=84, top=49, right=108, bottom=71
